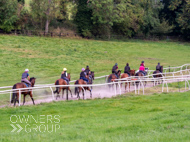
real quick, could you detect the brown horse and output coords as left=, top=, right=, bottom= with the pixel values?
left=74, top=75, right=92, bottom=99
left=107, top=70, right=121, bottom=89
left=135, top=68, right=149, bottom=88
left=54, top=73, right=72, bottom=100
left=153, top=66, right=163, bottom=85
left=120, top=69, right=136, bottom=92
left=11, top=77, right=36, bottom=106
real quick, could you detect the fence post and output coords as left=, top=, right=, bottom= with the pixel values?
left=81, top=86, right=86, bottom=100
left=50, top=87, right=54, bottom=100
left=114, top=82, right=116, bottom=96
left=19, top=89, right=21, bottom=106
left=118, top=82, right=121, bottom=95
left=10, top=91, right=12, bottom=103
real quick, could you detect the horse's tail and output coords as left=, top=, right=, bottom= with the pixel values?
left=54, top=80, right=59, bottom=94
left=11, top=84, right=17, bottom=103
left=75, top=80, right=79, bottom=95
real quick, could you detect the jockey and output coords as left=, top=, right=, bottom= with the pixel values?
left=61, top=68, right=69, bottom=84
left=21, top=69, right=31, bottom=87
left=80, top=68, right=89, bottom=83
left=156, top=63, right=162, bottom=73
left=124, top=63, right=130, bottom=76
left=139, top=63, right=146, bottom=76
left=112, top=63, right=118, bottom=78
left=85, top=65, right=90, bottom=75
left=141, top=61, right=145, bottom=66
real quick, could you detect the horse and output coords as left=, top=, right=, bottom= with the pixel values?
left=11, top=77, right=36, bottom=106
left=107, top=70, right=121, bottom=89
left=74, top=75, right=92, bottom=99
left=153, top=66, right=163, bottom=86
left=135, top=68, right=149, bottom=88
left=120, top=69, right=136, bottom=92
left=54, top=73, right=72, bottom=100
left=87, top=71, right=95, bottom=89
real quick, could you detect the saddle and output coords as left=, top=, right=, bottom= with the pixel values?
left=21, top=81, right=30, bottom=87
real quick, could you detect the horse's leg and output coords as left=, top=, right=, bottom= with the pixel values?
left=129, top=82, right=130, bottom=92
left=68, top=87, right=72, bottom=98
left=86, top=87, right=92, bottom=98
left=78, top=87, right=81, bottom=100
left=62, top=88, right=64, bottom=99
left=14, top=94, right=18, bottom=106
left=56, top=87, right=62, bottom=99
left=82, top=89, right=84, bottom=100
left=23, top=94, right=26, bottom=105
left=125, top=82, right=127, bottom=91
left=29, top=91, right=35, bottom=105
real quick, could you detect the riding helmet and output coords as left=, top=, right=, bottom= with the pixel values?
left=25, top=69, right=29, bottom=72
left=63, top=68, right=67, bottom=71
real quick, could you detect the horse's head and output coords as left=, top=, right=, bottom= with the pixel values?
left=130, top=69, right=136, bottom=76
left=161, top=66, right=163, bottom=72
left=67, top=73, right=71, bottom=81
left=30, top=77, right=36, bottom=87
left=91, top=71, right=95, bottom=80
left=117, top=70, right=121, bottom=77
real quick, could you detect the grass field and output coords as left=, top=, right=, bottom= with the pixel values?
left=0, top=92, right=190, bottom=142
left=0, top=35, right=190, bottom=86
left=0, top=35, right=190, bottom=141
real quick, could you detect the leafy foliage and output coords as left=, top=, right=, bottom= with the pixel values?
left=0, top=0, right=18, bottom=32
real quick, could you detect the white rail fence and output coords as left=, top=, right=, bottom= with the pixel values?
left=0, top=64, right=190, bottom=107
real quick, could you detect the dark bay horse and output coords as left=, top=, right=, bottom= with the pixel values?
left=54, top=73, right=72, bottom=100
left=11, top=77, right=36, bottom=106
left=107, top=70, right=121, bottom=89
left=74, top=76, right=92, bottom=99
left=87, top=71, right=95, bottom=89
left=153, top=66, right=163, bottom=85
left=120, top=69, right=136, bottom=92
left=135, top=68, right=149, bottom=88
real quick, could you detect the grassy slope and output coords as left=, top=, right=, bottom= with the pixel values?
left=1, top=92, right=190, bottom=142
left=0, top=35, right=190, bottom=86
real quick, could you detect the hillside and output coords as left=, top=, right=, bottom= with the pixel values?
left=0, top=35, right=190, bottom=86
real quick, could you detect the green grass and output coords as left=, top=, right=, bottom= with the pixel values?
left=0, top=35, right=190, bottom=86
left=0, top=92, right=190, bottom=141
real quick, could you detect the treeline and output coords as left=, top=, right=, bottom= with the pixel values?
left=0, top=0, right=190, bottom=39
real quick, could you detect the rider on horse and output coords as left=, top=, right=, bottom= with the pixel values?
left=61, top=68, right=69, bottom=84
left=112, top=63, right=119, bottom=78
left=85, top=65, right=90, bottom=75
left=139, top=61, right=146, bottom=76
left=124, top=63, right=130, bottom=76
left=80, top=68, right=89, bottom=83
left=21, top=69, right=31, bottom=87
left=156, top=63, right=162, bottom=73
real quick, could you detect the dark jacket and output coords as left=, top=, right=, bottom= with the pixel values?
left=80, top=71, right=86, bottom=78
left=85, top=69, right=90, bottom=75
left=112, top=65, right=118, bottom=73
left=124, top=66, right=130, bottom=73
left=156, top=65, right=161, bottom=71
left=61, top=72, right=67, bottom=79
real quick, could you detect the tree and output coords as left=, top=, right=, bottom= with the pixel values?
left=74, top=0, right=93, bottom=37
left=30, top=0, right=61, bottom=32
left=0, top=0, right=18, bottom=32
left=176, top=0, right=190, bottom=38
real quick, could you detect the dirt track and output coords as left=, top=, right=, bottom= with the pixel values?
left=3, top=76, right=190, bottom=107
